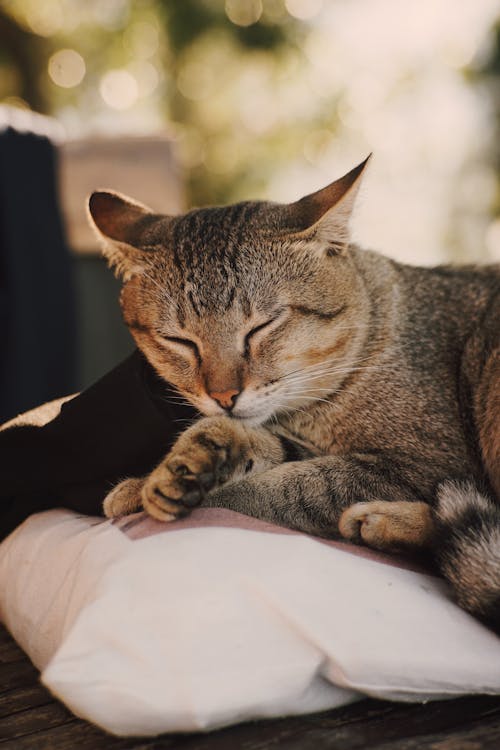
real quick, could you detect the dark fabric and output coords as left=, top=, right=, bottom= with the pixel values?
left=0, top=124, right=76, bottom=423
left=0, top=350, right=198, bottom=539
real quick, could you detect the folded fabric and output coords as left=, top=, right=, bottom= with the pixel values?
left=0, top=506, right=499, bottom=737
left=0, top=350, right=197, bottom=539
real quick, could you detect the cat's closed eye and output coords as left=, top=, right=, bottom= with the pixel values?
left=163, top=336, right=201, bottom=364
left=243, top=312, right=285, bottom=357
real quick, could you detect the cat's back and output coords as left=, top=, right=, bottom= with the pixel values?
left=353, top=247, right=499, bottom=351
left=397, top=260, right=499, bottom=325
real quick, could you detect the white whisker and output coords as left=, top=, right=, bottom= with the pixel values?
left=281, top=394, right=336, bottom=407
left=277, top=353, right=394, bottom=383
left=282, top=363, right=394, bottom=386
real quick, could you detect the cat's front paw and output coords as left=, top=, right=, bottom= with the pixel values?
left=142, top=417, right=250, bottom=522
left=103, top=477, right=145, bottom=518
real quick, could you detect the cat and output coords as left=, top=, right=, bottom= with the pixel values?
left=88, top=157, right=500, bottom=631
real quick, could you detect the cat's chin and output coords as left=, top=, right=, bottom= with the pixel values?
left=230, top=412, right=270, bottom=427
left=194, top=405, right=270, bottom=426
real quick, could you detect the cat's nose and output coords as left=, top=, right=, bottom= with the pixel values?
left=209, top=389, right=240, bottom=411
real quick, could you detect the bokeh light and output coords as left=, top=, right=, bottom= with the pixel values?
left=128, top=61, right=159, bottom=98
left=99, top=69, right=138, bottom=110
left=26, top=1, right=63, bottom=37
left=1, top=0, right=500, bottom=266
left=225, top=0, right=263, bottom=27
left=285, top=0, right=323, bottom=21
left=177, top=62, right=215, bottom=101
left=90, top=0, right=130, bottom=31
left=48, top=50, right=86, bottom=89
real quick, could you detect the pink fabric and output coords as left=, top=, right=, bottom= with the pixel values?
left=113, top=507, right=431, bottom=574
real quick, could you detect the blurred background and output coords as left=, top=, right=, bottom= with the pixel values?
left=0, top=0, right=499, bottom=420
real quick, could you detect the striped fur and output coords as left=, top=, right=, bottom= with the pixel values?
left=89, top=161, right=500, bottom=631
left=434, top=482, right=500, bottom=630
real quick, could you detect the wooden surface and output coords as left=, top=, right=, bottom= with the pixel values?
left=58, top=135, right=185, bottom=255
left=1, top=625, right=499, bottom=749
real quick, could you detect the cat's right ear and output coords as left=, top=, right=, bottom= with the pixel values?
left=285, top=156, right=370, bottom=255
left=88, top=191, right=159, bottom=281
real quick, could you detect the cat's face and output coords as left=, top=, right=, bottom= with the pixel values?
left=89, top=159, right=369, bottom=425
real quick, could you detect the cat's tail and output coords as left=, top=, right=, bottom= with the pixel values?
left=434, top=480, right=500, bottom=633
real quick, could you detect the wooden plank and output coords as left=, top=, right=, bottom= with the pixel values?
left=301, top=694, right=500, bottom=741
left=372, top=717, right=500, bottom=750
left=261, top=696, right=500, bottom=750
left=0, top=684, right=53, bottom=719
left=0, top=719, right=129, bottom=749
left=130, top=697, right=500, bottom=750
left=0, top=701, right=72, bottom=742
left=1, top=706, right=499, bottom=750
left=0, top=628, right=14, bottom=646
left=0, top=691, right=497, bottom=750
left=0, top=637, right=26, bottom=664
left=0, top=659, right=38, bottom=693
left=58, top=136, right=185, bottom=255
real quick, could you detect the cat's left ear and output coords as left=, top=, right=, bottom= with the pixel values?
left=286, top=156, right=371, bottom=255
left=88, top=190, right=162, bottom=280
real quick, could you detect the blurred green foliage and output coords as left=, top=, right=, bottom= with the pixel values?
left=0, top=0, right=499, bottom=262
left=159, top=0, right=291, bottom=54
left=0, top=0, right=309, bottom=205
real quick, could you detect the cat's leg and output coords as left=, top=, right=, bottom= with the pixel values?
left=338, top=500, right=435, bottom=552
left=103, top=477, right=145, bottom=518
left=119, top=416, right=288, bottom=521
left=144, top=451, right=426, bottom=538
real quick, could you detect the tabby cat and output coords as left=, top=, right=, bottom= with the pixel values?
left=88, top=158, right=500, bottom=630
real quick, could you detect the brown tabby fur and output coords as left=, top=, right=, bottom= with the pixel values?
left=88, top=158, right=500, bottom=630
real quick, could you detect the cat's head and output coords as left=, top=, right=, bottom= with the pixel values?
left=88, top=158, right=370, bottom=424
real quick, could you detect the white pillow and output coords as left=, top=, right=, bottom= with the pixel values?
left=0, top=506, right=499, bottom=737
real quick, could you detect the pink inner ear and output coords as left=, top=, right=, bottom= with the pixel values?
left=287, top=156, right=370, bottom=231
left=89, top=191, right=149, bottom=243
